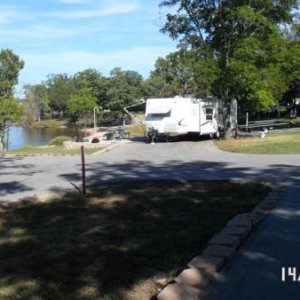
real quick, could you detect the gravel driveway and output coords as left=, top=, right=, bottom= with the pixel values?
left=1, top=140, right=300, bottom=202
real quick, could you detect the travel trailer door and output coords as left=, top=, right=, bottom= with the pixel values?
left=199, top=101, right=219, bottom=136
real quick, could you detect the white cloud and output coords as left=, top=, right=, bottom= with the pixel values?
left=47, top=0, right=140, bottom=19
left=0, top=25, right=78, bottom=40
left=0, top=17, right=154, bottom=43
left=56, top=0, right=90, bottom=4
left=0, top=5, right=31, bottom=24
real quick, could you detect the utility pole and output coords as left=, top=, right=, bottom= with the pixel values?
left=81, top=146, right=86, bottom=195
left=93, top=106, right=99, bottom=129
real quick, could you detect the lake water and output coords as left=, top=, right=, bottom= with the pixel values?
left=7, top=126, right=82, bottom=150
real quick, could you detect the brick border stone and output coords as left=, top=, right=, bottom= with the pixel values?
left=175, top=267, right=210, bottom=289
left=188, top=255, right=225, bottom=273
left=155, top=184, right=287, bottom=300
left=157, top=283, right=202, bottom=300
left=208, top=234, right=240, bottom=248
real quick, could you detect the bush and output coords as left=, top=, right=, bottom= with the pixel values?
left=34, top=119, right=66, bottom=128
left=48, top=136, right=71, bottom=146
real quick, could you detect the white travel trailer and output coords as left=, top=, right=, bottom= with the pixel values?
left=143, top=95, right=224, bottom=140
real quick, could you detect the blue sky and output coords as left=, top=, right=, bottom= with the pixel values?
left=0, top=0, right=177, bottom=95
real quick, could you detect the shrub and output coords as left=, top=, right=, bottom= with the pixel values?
left=48, top=136, right=71, bottom=146
left=34, top=119, right=65, bottom=128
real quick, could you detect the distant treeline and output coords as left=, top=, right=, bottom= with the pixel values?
left=21, top=62, right=202, bottom=127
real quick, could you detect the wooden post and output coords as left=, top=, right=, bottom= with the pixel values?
left=81, top=145, right=86, bottom=195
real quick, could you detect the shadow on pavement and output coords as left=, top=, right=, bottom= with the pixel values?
left=0, top=157, right=36, bottom=199
left=59, top=160, right=300, bottom=188
left=0, top=181, right=33, bottom=197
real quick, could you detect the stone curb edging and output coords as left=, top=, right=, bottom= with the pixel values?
left=0, top=142, right=118, bottom=157
left=91, top=142, right=120, bottom=155
left=155, top=185, right=287, bottom=300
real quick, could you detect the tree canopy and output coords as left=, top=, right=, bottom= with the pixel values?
left=45, top=73, right=74, bottom=119
left=18, top=0, right=300, bottom=132
left=0, top=49, right=24, bottom=97
left=107, top=67, right=144, bottom=111
left=160, top=0, right=300, bottom=130
left=0, top=48, right=24, bottom=149
left=146, top=47, right=218, bottom=97
left=23, top=67, right=145, bottom=125
left=67, top=87, right=97, bottom=128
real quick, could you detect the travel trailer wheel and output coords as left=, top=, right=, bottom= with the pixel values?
left=146, top=132, right=157, bottom=143
left=145, top=133, right=152, bottom=143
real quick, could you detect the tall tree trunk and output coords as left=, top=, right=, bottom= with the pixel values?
left=0, top=126, right=4, bottom=151
left=223, top=98, right=232, bottom=140
left=0, top=137, right=3, bottom=151
left=221, top=41, right=234, bottom=140
left=219, top=84, right=233, bottom=135
left=0, top=126, right=8, bottom=152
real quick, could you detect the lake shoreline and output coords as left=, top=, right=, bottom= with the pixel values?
left=6, top=125, right=83, bottom=151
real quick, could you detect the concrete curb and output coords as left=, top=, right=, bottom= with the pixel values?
left=0, top=142, right=120, bottom=158
left=156, top=184, right=287, bottom=300
left=91, top=142, right=120, bottom=155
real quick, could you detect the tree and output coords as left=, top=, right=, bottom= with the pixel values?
left=146, top=47, right=218, bottom=97
left=73, top=69, right=109, bottom=108
left=23, top=84, right=49, bottom=125
left=224, top=31, right=294, bottom=112
left=144, top=71, right=175, bottom=98
left=0, top=49, right=24, bottom=150
left=107, top=67, right=144, bottom=120
left=45, top=73, right=74, bottom=119
left=0, top=49, right=24, bottom=96
left=22, top=85, right=38, bottom=126
left=0, top=96, right=23, bottom=150
left=160, top=0, right=298, bottom=137
left=0, top=96, right=23, bottom=124
left=281, top=32, right=300, bottom=104
left=67, top=87, right=97, bottom=129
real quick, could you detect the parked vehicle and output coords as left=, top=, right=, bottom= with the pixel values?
left=143, top=95, right=227, bottom=141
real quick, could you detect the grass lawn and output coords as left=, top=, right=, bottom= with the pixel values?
left=32, top=119, right=67, bottom=128
left=1, top=145, right=100, bottom=156
left=0, top=180, right=270, bottom=300
left=216, top=131, right=300, bottom=154
left=125, top=124, right=145, bottom=139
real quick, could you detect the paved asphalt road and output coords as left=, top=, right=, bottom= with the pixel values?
left=1, top=140, right=300, bottom=202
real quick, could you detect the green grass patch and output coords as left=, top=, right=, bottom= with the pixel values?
left=125, top=124, right=146, bottom=138
left=2, top=145, right=100, bottom=156
left=0, top=180, right=270, bottom=299
left=48, top=136, right=72, bottom=146
left=33, top=119, right=67, bottom=128
left=216, top=131, right=300, bottom=154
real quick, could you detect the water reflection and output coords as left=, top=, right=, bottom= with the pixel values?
left=7, top=126, right=82, bottom=150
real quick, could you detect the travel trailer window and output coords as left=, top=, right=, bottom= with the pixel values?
left=145, top=111, right=171, bottom=121
left=205, top=108, right=213, bottom=120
